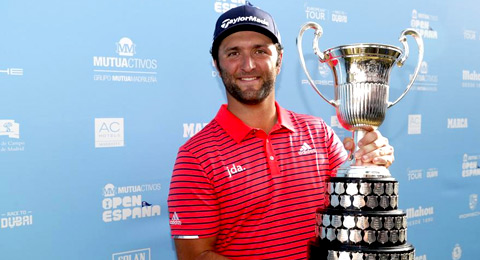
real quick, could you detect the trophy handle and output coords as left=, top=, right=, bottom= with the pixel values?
left=297, top=22, right=338, bottom=107
left=387, top=29, right=424, bottom=108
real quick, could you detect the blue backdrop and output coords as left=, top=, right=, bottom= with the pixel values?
left=1, top=0, right=479, bottom=259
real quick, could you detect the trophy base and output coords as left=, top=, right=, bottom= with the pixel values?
left=335, top=165, right=391, bottom=178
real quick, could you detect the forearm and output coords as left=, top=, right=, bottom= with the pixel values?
left=174, top=237, right=229, bottom=260
left=196, top=250, right=230, bottom=260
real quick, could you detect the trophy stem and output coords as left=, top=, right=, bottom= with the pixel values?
left=335, top=129, right=391, bottom=178
left=352, top=129, right=365, bottom=159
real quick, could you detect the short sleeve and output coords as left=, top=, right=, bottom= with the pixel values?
left=323, top=123, right=348, bottom=171
left=167, top=147, right=220, bottom=238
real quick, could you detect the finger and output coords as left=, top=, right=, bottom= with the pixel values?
left=361, top=146, right=395, bottom=166
left=357, top=132, right=389, bottom=157
left=343, top=137, right=354, bottom=151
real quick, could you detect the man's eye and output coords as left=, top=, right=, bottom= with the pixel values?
left=256, top=49, right=267, bottom=54
left=227, top=52, right=239, bottom=57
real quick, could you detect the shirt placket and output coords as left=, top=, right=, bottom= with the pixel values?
left=254, top=130, right=281, bottom=176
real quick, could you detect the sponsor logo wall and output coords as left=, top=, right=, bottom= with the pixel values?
left=1, top=0, right=479, bottom=259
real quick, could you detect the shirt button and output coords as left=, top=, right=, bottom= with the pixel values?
left=269, top=156, right=274, bottom=161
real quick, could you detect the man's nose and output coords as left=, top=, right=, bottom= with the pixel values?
left=241, top=54, right=256, bottom=71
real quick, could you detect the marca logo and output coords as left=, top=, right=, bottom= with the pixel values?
left=170, top=212, right=182, bottom=225
left=299, top=142, right=317, bottom=155
left=112, top=248, right=151, bottom=260
left=213, top=0, right=246, bottom=13
left=447, top=118, right=468, bottom=129
left=95, top=118, right=125, bottom=148
left=183, top=123, right=208, bottom=138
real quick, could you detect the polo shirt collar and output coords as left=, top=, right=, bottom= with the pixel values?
left=214, top=102, right=295, bottom=143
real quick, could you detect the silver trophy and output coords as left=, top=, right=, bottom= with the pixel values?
left=297, top=22, right=424, bottom=178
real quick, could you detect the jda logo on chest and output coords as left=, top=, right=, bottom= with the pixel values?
left=226, top=164, right=246, bottom=178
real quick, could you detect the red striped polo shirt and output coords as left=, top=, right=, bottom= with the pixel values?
left=168, top=102, right=347, bottom=259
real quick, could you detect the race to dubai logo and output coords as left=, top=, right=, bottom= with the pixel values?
left=93, top=37, right=158, bottom=83
left=0, top=120, right=25, bottom=152
left=1, top=210, right=34, bottom=229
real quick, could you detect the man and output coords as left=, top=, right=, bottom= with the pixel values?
left=168, top=3, right=394, bottom=259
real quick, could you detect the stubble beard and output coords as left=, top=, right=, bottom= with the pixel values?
left=219, top=67, right=276, bottom=105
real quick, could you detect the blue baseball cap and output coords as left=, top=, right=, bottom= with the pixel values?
left=211, top=2, right=281, bottom=59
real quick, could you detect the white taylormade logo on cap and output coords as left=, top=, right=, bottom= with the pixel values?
left=221, top=16, right=269, bottom=29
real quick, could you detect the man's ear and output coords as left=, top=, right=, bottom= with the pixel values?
left=213, top=59, right=221, bottom=75
left=276, top=52, right=283, bottom=74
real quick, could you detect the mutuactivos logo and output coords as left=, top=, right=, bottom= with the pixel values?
left=221, top=16, right=268, bottom=29
left=93, top=37, right=158, bottom=83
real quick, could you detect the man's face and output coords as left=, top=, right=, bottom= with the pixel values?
left=216, top=31, right=282, bottom=105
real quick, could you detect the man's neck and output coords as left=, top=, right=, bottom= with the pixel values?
left=227, top=95, right=277, bottom=134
